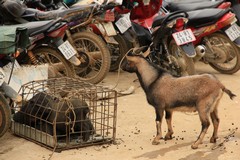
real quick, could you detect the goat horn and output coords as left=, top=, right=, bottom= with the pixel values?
left=142, top=47, right=150, bottom=57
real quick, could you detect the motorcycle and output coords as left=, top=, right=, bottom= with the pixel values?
left=23, top=0, right=130, bottom=72
left=3, top=18, right=78, bottom=78
left=1, top=0, right=112, bottom=84
left=158, top=6, right=240, bottom=74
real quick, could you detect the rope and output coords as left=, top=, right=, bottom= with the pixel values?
left=64, top=99, right=76, bottom=133
left=111, top=48, right=134, bottom=90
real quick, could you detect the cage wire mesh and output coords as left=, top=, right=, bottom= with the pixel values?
left=11, top=77, right=117, bottom=151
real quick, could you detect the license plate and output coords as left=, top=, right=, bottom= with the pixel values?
left=225, top=23, right=240, bottom=41
left=172, top=29, right=196, bottom=46
left=58, top=40, right=77, bottom=60
left=115, top=13, right=131, bottom=34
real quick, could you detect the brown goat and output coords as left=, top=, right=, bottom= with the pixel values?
left=124, top=52, right=236, bottom=149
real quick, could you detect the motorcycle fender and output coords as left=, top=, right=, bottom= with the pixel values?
left=122, top=29, right=135, bottom=44
left=95, top=22, right=117, bottom=37
left=180, top=43, right=196, bottom=58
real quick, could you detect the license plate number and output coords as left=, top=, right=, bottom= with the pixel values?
left=58, top=40, right=77, bottom=60
left=172, top=29, right=196, bottom=46
left=115, top=13, right=131, bottom=34
left=225, top=23, right=240, bottom=41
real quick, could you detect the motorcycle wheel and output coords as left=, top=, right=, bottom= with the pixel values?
left=109, top=34, right=130, bottom=72
left=32, top=47, right=75, bottom=78
left=207, top=33, right=240, bottom=74
left=71, top=31, right=111, bottom=84
left=168, top=40, right=195, bottom=76
left=0, top=94, right=11, bottom=138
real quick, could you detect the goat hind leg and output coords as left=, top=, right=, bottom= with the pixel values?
left=210, top=108, right=220, bottom=143
left=192, top=110, right=210, bottom=149
left=152, top=108, right=164, bottom=145
left=164, top=110, right=174, bottom=140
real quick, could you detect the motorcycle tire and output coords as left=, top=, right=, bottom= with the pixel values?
left=0, top=94, right=11, bottom=138
left=70, top=31, right=111, bottom=84
left=109, top=34, right=130, bottom=72
left=207, top=33, right=240, bottom=74
left=32, top=47, right=75, bottom=78
left=168, top=40, right=195, bottom=76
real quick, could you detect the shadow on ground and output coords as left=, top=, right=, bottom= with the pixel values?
left=134, top=141, right=226, bottom=160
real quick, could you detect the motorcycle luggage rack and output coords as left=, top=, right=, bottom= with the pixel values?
left=11, top=77, right=117, bottom=152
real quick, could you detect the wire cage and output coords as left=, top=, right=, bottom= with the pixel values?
left=11, top=77, right=117, bottom=151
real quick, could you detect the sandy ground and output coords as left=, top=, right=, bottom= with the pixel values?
left=0, top=62, right=240, bottom=160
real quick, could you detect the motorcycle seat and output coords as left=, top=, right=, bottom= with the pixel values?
left=36, top=5, right=94, bottom=21
left=187, top=8, right=231, bottom=28
left=152, top=8, right=231, bottom=28
left=165, top=0, right=225, bottom=12
left=10, top=20, right=60, bottom=36
left=21, top=4, right=93, bottom=22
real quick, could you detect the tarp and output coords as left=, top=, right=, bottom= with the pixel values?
left=0, top=26, right=30, bottom=54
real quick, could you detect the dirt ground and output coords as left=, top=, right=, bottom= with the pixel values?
left=0, top=62, right=240, bottom=160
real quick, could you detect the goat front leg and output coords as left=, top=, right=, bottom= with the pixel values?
left=152, top=108, right=164, bottom=145
left=192, top=111, right=210, bottom=149
left=165, top=110, right=174, bottom=140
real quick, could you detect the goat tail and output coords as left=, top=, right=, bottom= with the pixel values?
left=222, top=88, right=236, bottom=100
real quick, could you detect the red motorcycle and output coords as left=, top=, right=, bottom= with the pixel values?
left=158, top=5, right=240, bottom=74
left=9, top=19, right=78, bottom=78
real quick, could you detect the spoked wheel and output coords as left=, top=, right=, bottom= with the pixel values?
left=71, top=31, right=111, bottom=84
left=168, top=40, right=195, bottom=76
left=206, top=33, right=240, bottom=74
left=31, top=47, right=75, bottom=78
left=0, top=94, right=11, bottom=138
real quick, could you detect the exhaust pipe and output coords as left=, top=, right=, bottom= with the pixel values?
left=194, top=45, right=206, bottom=61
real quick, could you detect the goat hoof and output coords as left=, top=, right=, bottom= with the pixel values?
left=164, top=135, right=173, bottom=140
left=191, top=144, right=198, bottom=149
left=152, top=139, right=160, bottom=145
left=210, top=137, right=217, bottom=143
